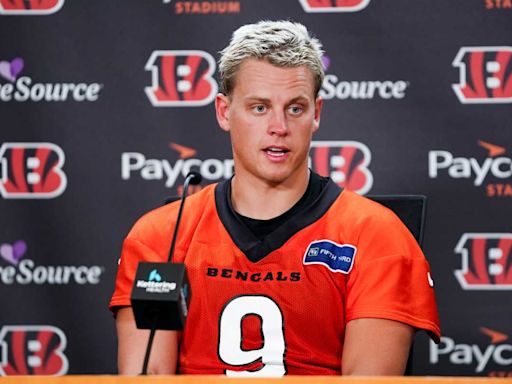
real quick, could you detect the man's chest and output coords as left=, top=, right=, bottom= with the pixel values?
left=177, top=238, right=349, bottom=375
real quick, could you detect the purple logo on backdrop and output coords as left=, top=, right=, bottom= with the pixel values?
left=319, top=54, right=409, bottom=100
left=0, top=58, right=24, bottom=82
left=0, top=58, right=102, bottom=102
left=321, top=55, right=331, bottom=71
left=0, top=240, right=104, bottom=285
left=0, top=240, right=27, bottom=266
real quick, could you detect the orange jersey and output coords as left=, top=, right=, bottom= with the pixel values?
left=110, top=180, right=440, bottom=375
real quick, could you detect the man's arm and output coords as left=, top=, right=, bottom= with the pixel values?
left=116, top=307, right=179, bottom=375
left=342, top=318, right=414, bottom=375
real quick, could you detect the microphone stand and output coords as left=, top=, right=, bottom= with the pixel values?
left=140, top=172, right=199, bottom=375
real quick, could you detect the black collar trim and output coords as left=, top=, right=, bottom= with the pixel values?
left=214, top=178, right=342, bottom=263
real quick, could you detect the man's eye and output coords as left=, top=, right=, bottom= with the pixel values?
left=289, top=105, right=303, bottom=114
left=253, top=105, right=267, bottom=113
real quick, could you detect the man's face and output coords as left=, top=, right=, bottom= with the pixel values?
left=215, top=59, right=323, bottom=185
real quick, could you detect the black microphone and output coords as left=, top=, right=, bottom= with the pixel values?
left=162, top=170, right=201, bottom=206
left=186, top=169, right=202, bottom=186
left=166, top=169, right=201, bottom=264
left=130, top=169, right=202, bottom=375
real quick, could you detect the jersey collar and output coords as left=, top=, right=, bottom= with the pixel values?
left=214, top=177, right=342, bottom=262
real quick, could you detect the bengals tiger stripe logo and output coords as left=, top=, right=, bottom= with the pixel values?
left=0, top=325, right=68, bottom=376
left=455, top=233, right=512, bottom=290
left=0, top=0, right=64, bottom=15
left=0, top=142, right=67, bottom=199
left=452, top=47, right=512, bottom=104
left=309, top=141, right=373, bottom=195
left=145, top=50, right=218, bottom=107
left=299, top=0, right=370, bottom=13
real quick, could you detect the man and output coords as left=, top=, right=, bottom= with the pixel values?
left=110, top=20, right=440, bottom=376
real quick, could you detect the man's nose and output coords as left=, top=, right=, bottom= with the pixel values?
left=268, top=111, right=288, bottom=136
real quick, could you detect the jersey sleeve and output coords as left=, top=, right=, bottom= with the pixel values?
left=108, top=205, right=177, bottom=315
left=109, top=238, right=166, bottom=313
left=344, top=200, right=441, bottom=342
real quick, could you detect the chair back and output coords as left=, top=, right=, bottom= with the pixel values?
left=366, top=194, right=427, bottom=375
left=367, top=195, right=427, bottom=247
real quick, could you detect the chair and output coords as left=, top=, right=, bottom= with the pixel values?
left=367, top=194, right=428, bottom=375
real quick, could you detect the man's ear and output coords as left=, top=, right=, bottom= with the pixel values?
left=215, top=93, right=230, bottom=132
left=312, top=96, right=323, bottom=133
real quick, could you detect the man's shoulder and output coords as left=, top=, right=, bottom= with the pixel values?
left=127, top=183, right=217, bottom=242
left=328, top=189, right=413, bottom=241
left=336, top=189, right=398, bottom=223
left=335, top=190, right=422, bottom=254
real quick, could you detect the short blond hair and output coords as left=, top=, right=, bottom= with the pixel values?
left=219, top=20, right=325, bottom=97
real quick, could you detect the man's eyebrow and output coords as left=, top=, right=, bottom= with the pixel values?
left=288, top=96, right=310, bottom=104
left=243, top=96, right=271, bottom=103
left=243, top=96, right=311, bottom=103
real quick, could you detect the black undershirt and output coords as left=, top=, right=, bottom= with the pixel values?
left=233, top=172, right=329, bottom=241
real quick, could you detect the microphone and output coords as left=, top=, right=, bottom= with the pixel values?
left=162, top=170, right=201, bottom=206
left=130, top=169, right=202, bottom=374
left=186, top=169, right=202, bottom=186
left=167, top=169, right=201, bottom=264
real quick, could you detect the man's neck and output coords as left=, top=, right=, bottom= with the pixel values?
left=230, top=168, right=310, bottom=220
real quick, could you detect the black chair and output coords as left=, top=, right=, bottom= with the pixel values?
left=367, top=194, right=428, bottom=375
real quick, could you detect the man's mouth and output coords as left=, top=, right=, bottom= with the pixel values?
left=264, top=147, right=290, bottom=157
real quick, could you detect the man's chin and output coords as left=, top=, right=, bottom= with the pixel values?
left=257, top=167, right=307, bottom=187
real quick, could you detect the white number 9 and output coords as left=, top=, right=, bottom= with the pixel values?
left=218, top=295, right=286, bottom=377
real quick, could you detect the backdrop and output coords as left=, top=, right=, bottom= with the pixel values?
left=0, top=0, right=511, bottom=377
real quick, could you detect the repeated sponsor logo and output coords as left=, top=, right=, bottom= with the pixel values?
left=121, top=142, right=234, bottom=192
left=0, top=0, right=64, bottom=15
left=122, top=141, right=373, bottom=195
left=0, top=57, right=102, bottom=102
left=428, top=140, right=512, bottom=198
left=485, top=0, right=512, bottom=10
left=162, top=0, right=240, bottom=14
left=0, top=325, right=68, bottom=376
left=319, top=55, right=408, bottom=101
left=309, top=141, right=373, bottom=194
left=0, top=142, right=67, bottom=199
left=454, top=233, right=512, bottom=290
left=0, top=240, right=104, bottom=285
left=299, top=0, right=370, bottom=13
left=430, top=327, right=512, bottom=376
left=452, top=47, right=512, bottom=104
left=145, top=50, right=217, bottom=107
